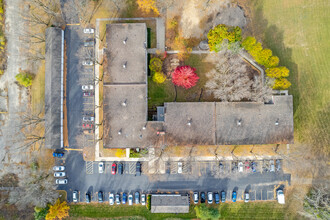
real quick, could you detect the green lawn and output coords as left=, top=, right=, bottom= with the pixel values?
left=68, top=204, right=196, bottom=220
left=249, top=0, right=330, bottom=154
left=68, top=202, right=286, bottom=220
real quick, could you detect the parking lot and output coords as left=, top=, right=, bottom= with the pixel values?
left=65, top=26, right=95, bottom=149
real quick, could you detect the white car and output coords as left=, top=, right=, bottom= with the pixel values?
left=81, top=85, right=94, bottom=90
left=109, top=193, right=114, bottom=205
left=73, top=191, right=78, bottom=203
left=53, top=166, right=65, bottom=171
left=238, top=162, right=244, bottom=172
left=244, top=192, right=250, bottom=203
left=83, top=116, right=94, bottom=121
left=98, top=162, right=104, bottom=173
left=141, top=194, right=146, bottom=206
left=207, top=192, right=213, bottom=204
left=82, top=60, right=94, bottom=66
left=83, top=28, right=94, bottom=34
left=54, top=172, right=66, bottom=177
left=178, top=162, right=183, bottom=174
left=128, top=194, right=133, bottom=205
left=193, top=192, right=199, bottom=204
left=55, top=179, right=68, bottom=184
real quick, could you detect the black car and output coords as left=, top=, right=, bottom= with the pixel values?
left=98, top=191, right=103, bottom=203
left=200, top=192, right=206, bottom=203
left=221, top=191, right=226, bottom=203
left=136, top=162, right=141, bottom=176
left=85, top=193, right=91, bottom=203
left=214, top=192, right=220, bottom=204
left=118, top=163, right=123, bottom=174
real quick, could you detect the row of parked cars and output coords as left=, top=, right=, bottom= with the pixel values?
left=192, top=191, right=248, bottom=204
left=73, top=191, right=146, bottom=205
left=98, top=161, right=142, bottom=176
left=53, top=166, right=68, bottom=184
left=229, top=159, right=281, bottom=173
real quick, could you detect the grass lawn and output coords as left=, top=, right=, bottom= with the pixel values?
left=69, top=204, right=196, bottom=220
left=148, top=54, right=214, bottom=109
left=248, top=0, right=330, bottom=153
left=31, top=61, right=45, bottom=114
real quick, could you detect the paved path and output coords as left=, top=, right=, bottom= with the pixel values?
left=156, top=18, right=165, bottom=51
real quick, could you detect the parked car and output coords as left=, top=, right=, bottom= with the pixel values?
left=193, top=192, right=199, bottom=204
left=118, top=163, right=123, bottom=174
left=82, top=60, right=94, bottom=66
left=141, top=194, right=146, bottom=206
left=73, top=191, right=78, bottom=203
left=277, top=189, right=285, bottom=204
left=214, top=192, right=220, bottom=204
left=244, top=192, right=250, bottom=203
left=115, top=194, right=120, bottom=205
left=83, top=91, right=94, bottom=97
left=200, top=192, right=206, bottom=203
left=232, top=191, right=237, bottom=202
left=207, top=192, right=213, bottom=204
left=84, top=40, right=94, bottom=47
left=122, top=193, right=127, bottom=204
left=245, top=161, right=251, bottom=172
left=82, top=85, right=94, bottom=90
left=111, top=163, right=117, bottom=175
left=270, top=160, right=275, bottom=172
left=251, top=161, right=257, bottom=172
left=238, top=162, right=244, bottom=172
left=109, top=193, right=114, bottom=205
left=53, top=152, right=64, bottom=158
left=136, top=162, right=141, bottom=176
left=86, top=193, right=91, bottom=203
left=219, top=162, right=224, bottom=172
left=83, top=28, right=94, bottom=34
left=98, top=162, right=104, bottom=173
left=221, top=191, right=226, bottom=203
left=55, top=179, right=67, bottom=184
left=54, top=172, right=65, bottom=177
left=135, top=192, right=140, bottom=204
left=128, top=194, right=133, bottom=205
left=276, top=159, right=281, bottom=172
left=83, top=116, right=94, bottom=121
left=98, top=191, right=103, bottom=203
left=83, top=130, right=94, bottom=135
left=177, top=162, right=183, bottom=174
left=53, top=166, right=65, bottom=171
left=232, top=161, right=238, bottom=173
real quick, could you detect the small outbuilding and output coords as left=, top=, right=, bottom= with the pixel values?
left=151, top=194, right=190, bottom=213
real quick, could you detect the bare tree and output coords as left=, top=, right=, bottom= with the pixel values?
left=8, top=169, right=58, bottom=210
left=205, top=51, right=272, bottom=102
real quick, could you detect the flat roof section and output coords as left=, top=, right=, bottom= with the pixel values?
left=215, top=96, right=294, bottom=144
left=164, top=102, right=215, bottom=145
left=105, top=23, right=147, bottom=84
left=151, top=194, right=190, bottom=213
left=45, top=27, right=62, bottom=149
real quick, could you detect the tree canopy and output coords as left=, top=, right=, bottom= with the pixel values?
left=172, top=65, right=199, bottom=89
left=45, top=199, right=70, bottom=220
left=136, top=0, right=159, bottom=15
left=15, top=71, right=33, bottom=87
left=207, top=24, right=242, bottom=52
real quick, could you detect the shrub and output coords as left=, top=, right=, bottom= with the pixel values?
left=149, top=57, right=163, bottom=72
left=195, top=204, right=221, bottom=220
left=15, top=71, right=33, bottom=87
left=146, top=195, right=151, bottom=210
left=34, top=206, right=49, bottom=220
left=172, top=66, right=199, bottom=89
left=266, top=56, right=280, bottom=68
left=136, top=0, right=159, bottom=15
left=266, top=66, right=290, bottom=78
left=207, top=24, right=242, bottom=52
left=242, top=36, right=257, bottom=51
left=273, top=78, right=291, bottom=90
left=152, top=72, right=166, bottom=83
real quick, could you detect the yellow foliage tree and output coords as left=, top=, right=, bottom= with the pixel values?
left=152, top=72, right=166, bottom=83
left=137, top=0, right=159, bottom=15
left=173, top=35, right=192, bottom=61
left=273, top=78, right=291, bottom=90
left=45, top=199, right=69, bottom=220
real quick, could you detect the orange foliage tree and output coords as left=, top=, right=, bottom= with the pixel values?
left=45, top=199, right=69, bottom=220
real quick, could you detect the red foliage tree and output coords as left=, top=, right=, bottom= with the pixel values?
left=171, top=66, right=199, bottom=89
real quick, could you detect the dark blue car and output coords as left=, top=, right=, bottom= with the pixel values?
left=232, top=191, right=237, bottom=202
left=122, top=193, right=127, bottom=204
left=214, top=192, right=220, bottom=204
left=53, top=152, right=64, bottom=157
left=200, top=192, right=206, bottom=203
left=221, top=191, right=226, bottom=203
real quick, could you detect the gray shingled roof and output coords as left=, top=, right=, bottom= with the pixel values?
left=151, top=194, right=190, bottom=213
left=44, top=27, right=62, bottom=149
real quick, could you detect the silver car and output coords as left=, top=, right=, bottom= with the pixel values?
left=83, top=28, right=94, bottom=34
left=135, top=192, right=140, bottom=204
left=98, top=162, right=104, bottom=173
left=207, top=192, right=213, bottom=204
left=178, top=162, right=183, bottom=174
left=55, top=179, right=68, bottom=184
left=73, top=191, right=78, bottom=203
left=81, top=85, right=94, bottom=90
left=244, top=192, right=250, bottom=203
left=83, top=116, right=94, bottom=121
left=141, top=194, right=146, bottom=206
left=82, top=60, right=94, bottom=66
left=115, top=194, right=120, bottom=205
left=193, top=192, right=199, bottom=204
left=109, top=193, right=114, bottom=205
left=53, top=166, right=65, bottom=171
left=128, top=194, right=133, bottom=205
left=54, top=172, right=66, bottom=177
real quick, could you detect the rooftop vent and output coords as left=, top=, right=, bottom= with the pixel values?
left=237, top=119, right=242, bottom=126
left=123, top=37, right=128, bottom=45
left=187, top=118, right=192, bottom=126
left=121, top=99, right=127, bottom=107
left=118, top=129, right=122, bottom=135
left=123, top=61, right=127, bottom=69
left=275, top=119, right=279, bottom=126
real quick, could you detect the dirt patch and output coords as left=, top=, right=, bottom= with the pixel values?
left=0, top=173, right=19, bottom=187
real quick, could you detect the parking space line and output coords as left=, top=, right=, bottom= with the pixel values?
left=86, top=161, right=93, bottom=174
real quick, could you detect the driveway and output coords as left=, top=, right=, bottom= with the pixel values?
left=57, top=151, right=290, bottom=203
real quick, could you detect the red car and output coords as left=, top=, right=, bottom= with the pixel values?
left=82, top=123, right=94, bottom=129
left=111, top=163, right=117, bottom=175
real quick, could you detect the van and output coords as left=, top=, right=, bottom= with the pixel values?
left=277, top=190, right=285, bottom=204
